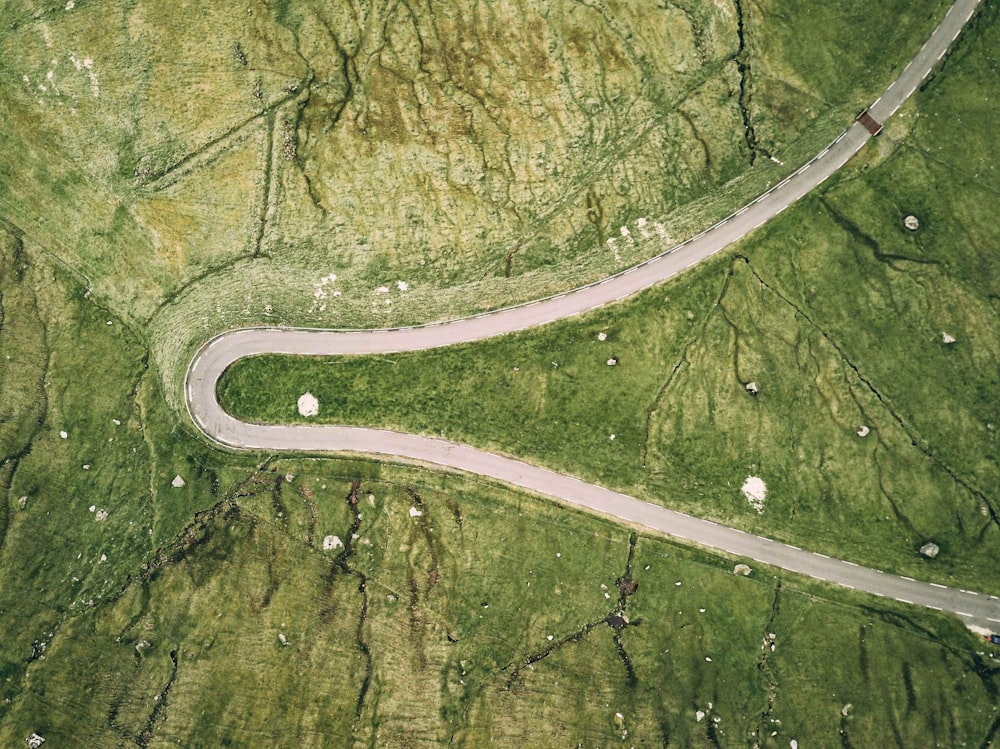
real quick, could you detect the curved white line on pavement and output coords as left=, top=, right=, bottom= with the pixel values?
left=186, top=0, right=999, bottom=629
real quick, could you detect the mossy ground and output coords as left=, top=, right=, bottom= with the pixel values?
left=220, top=4, right=1000, bottom=594
left=1, top=0, right=997, bottom=746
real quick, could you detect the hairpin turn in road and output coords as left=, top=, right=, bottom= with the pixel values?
left=186, top=0, right=1000, bottom=630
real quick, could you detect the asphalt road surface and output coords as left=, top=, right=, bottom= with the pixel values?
left=187, top=0, right=1000, bottom=630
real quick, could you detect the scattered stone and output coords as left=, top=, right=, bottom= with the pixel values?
left=920, top=541, right=940, bottom=559
left=942, top=331, right=956, bottom=344
left=171, top=475, right=186, bottom=488
left=705, top=656, right=712, bottom=662
left=409, top=506, right=423, bottom=518
left=696, top=711, right=705, bottom=722
left=26, top=734, right=45, bottom=749
left=18, top=496, right=27, bottom=509
left=278, top=633, right=288, bottom=645
left=89, top=505, right=96, bottom=513
left=597, top=332, right=608, bottom=341
left=742, top=476, right=767, bottom=514
left=135, top=639, right=151, bottom=654
left=904, top=215, right=920, bottom=231
left=857, top=425, right=870, bottom=437
left=95, top=509, right=108, bottom=522
left=82, top=464, right=90, bottom=470
left=609, top=434, right=616, bottom=441
left=841, top=703, right=853, bottom=717
left=100, top=553, right=107, bottom=562
left=396, top=280, right=409, bottom=291
left=322, top=535, right=344, bottom=551
left=790, top=741, right=799, bottom=749
left=112, top=418, right=121, bottom=426
left=367, top=493, right=376, bottom=506
left=284, top=473, right=295, bottom=483
left=297, top=392, right=319, bottom=417
left=607, top=358, right=618, bottom=366
left=387, top=593, right=398, bottom=602
left=745, top=381, right=759, bottom=396
left=59, top=431, right=68, bottom=439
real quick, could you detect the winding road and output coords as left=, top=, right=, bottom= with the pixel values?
left=186, top=0, right=1000, bottom=630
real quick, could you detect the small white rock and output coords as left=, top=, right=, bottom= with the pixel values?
left=942, top=332, right=956, bottom=344
left=733, top=563, right=752, bottom=576
left=857, top=425, right=870, bottom=437
left=297, top=392, right=319, bottom=417
left=59, top=431, right=68, bottom=439
left=95, top=509, right=108, bottom=521
left=409, top=506, right=422, bottom=517
left=89, top=505, right=96, bottom=513
left=278, top=633, right=288, bottom=645
left=597, top=332, right=608, bottom=341
left=607, top=358, right=618, bottom=366
left=100, top=553, right=107, bottom=562
left=696, top=711, right=705, bottom=722
left=322, top=535, right=344, bottom=550
left=742, top=476, right=767, bottom=513
left=171, top=475, right=186, bottom=488
left=112, top=418, right=121, bottom=426
left=18, top=496, right=27, bottom=509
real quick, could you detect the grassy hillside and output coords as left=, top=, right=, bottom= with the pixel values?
left=1, top=0, right=997, bottom=746
left=220, top=3, right=1000, bottom=592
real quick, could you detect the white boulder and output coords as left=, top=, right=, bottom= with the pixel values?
left=297, top=392, right=319, bottom=417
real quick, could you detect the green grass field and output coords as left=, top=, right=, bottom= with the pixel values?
left=2, top=0, right=998, bottom=746
left=0, top=0, right=952, bottom=412
left=220, top=4, right=1000, bottom=594
left=3, top=443, right=999, bottom=746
